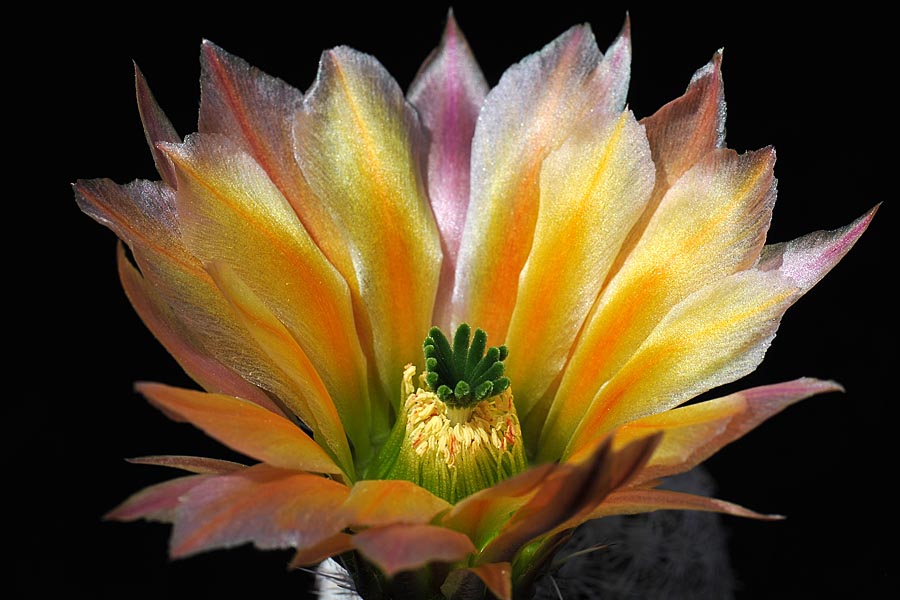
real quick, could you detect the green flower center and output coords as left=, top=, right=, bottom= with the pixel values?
left=423, top=324, right=510, bottom=424
left=369, top=325, right=527, bottom=503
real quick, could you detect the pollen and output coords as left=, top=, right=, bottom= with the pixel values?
left=370, top=360, right=528, bottom=503
left=403, top=366, right=521, bottom=468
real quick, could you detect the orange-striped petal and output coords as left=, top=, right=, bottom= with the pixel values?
left=116, top=244, right=278, bottom=411
left=452, top=21, right=631, bottom=342
left=560, top=269, right=798, bottom=460
left=161, top=133, right=374, bottom=446
left=506, top=110, right=654, bottom=420
left=137, top=382, right=344, bottom=477
left=294, top=47, right=441, bottom=409
left=610, top=51, right=726, bottom=276
left=76, top=179, right=279, bottom=411
left=197, top=41, right=353, bottom=280
left=170, top=464, right=349, bottom=558
left=340, top=480, right=451, bottom=528
left=408, top=12, right=488, bottom=329
left=205, top=262, right=355, bottom=472
left=540, top=147, right=777, bottom=458
left=352, top=524, right=476, bottom=576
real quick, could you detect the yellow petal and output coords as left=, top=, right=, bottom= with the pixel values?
left=161, top=133, right=374, bottom=448
left=506, top=110, right=654, bottom=420
left=137, top=382, right=345, bottom=477
left=540, top=148, right=777, bottom=458
left=609, top=51, right=725, bottom=278
left=117, top=243, right=278, bottom=411
left=197, top=41, right=354, bottom=281
left=561, top=269, right=799, bottom=460
left=203, top=263, right=355, bottom=473
left=452, top=23, right=631, bottom=343
left=295, top=47, right=441, bottom=410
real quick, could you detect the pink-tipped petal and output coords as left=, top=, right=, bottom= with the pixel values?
left=198, top=41, right=352, bottom=277
left=408, top=13, right=488, bottom=329
left=135, top=64, right=181, bottom=187
left=453, top=21, right=631, bottom=342
left=758, top=205, right=878, bottom=291
left=137, top=382, right=345, bottom=477
left=541, top=147, right=778, bottom=459
left=161, top=133, right=374, bottom=451
left=170, top=464, right=349, bottom=558
left=506, top=110, right=655, bottom=419
left=563, top=269, right=799, bottom=459
left=353, top=524, right=476, bottom=576
left=105, top=475, right=210, bottom=523
left=126, top=455, right=247, bottom=474
left=569, top=378, right=843, bottom=484
left=295, top=47, right=441, bottom=407
left=610, top=50, right=726, bottom=277
left=116, top=245, right=279, bottom=412
left=587, top=488, right=782, bottom=521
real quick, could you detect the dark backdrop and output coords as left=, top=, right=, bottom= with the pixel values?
left=23, top=2, right=890, bottom=598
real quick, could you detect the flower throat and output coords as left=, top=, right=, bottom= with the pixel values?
left=369, top=325, right=526, bottom=503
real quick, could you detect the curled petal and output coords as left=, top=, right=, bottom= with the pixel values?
left=442, top=464, right=555, bottom=550
left=352, top=524, right=476, bottom=576
left=170, top=464, right=349, bottom=558
left=137, top=382, right=345, bottom=477
left=289, top=534, right=354, bottom=568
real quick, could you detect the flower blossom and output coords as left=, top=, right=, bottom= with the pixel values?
left=74, top=13, right=875, bottom=600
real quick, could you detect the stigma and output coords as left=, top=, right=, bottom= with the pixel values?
left=369, top=326, right=528, bottom=503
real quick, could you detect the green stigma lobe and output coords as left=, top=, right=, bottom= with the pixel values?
left=423, top=324, right=508, bottom=409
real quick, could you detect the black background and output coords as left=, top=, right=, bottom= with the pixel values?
left=20, top=2, right=891, bottom=598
